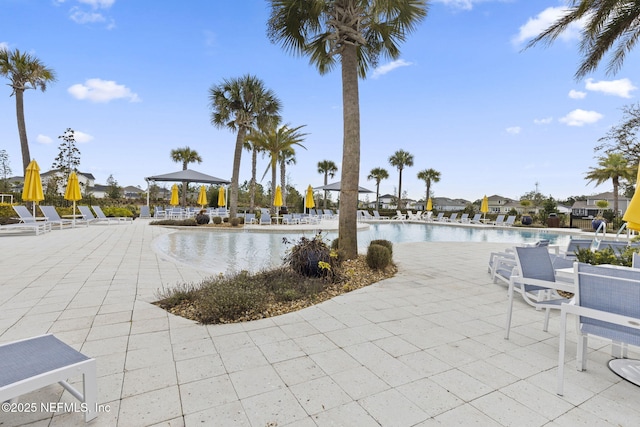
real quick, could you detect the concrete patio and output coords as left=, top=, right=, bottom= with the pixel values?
left=1, top=219, right=639, bottom=426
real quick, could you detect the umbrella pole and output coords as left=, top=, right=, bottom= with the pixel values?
left=73, top=201, right=76, bottom=227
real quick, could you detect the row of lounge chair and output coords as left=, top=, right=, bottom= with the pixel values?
left=358, top=209, right=516, bottom=226
left=487, top=238, right=640, bottom=395
left=1, top=205, right=132, bottom=235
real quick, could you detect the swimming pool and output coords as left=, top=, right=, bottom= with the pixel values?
left=153, top=223, right=575, bottom=274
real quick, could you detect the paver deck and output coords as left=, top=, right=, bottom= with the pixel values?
left=1, top=219, right=639, bottom=426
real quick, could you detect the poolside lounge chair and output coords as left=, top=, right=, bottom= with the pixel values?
left=282, top=214, right=299, bottom=225
left=92, top=205, right=132, bottom=223
left=446, top=213, right=459, bottom=222
left=153, top=206, right=166, bottom=219
left=39, top=205, right=88, bottom=229
left=407, top=211, right=422, bottom=220
left=469, top=214, right=483, bottom=224
left=559, top=238, right=594, bottom=260
left=432, top=212, right=445, bottom=222
left=504, top=215, right=516, bottom=226
left=11, top=206, right=52, bottom=235
left=504, top=246, right=574, bottom=339
left=78, top=206, right=117, bottom=225
left=372, top=211, right=389, bottom=220
left=459, top=213, right=469, bottom=223
left=322, top=209, right=336, bottom=219
left=392, top=210, right=405, bottom=221
left=490, top=214, right=505, bottom=226
left=259, top=213, right=272, bottom=225
left=139, top=205, right=151, bottom=218
left=0, top=334, right=97, bottom=422
left=361, top=211, right=375, bottom=220
left=244, top=213, right=257, bottom=224
left=557, top=263, right=640, bottom=396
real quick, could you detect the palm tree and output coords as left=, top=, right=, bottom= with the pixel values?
left=525, top=1, right=640, bottom=78
left=0, top=48, right=56, bottom=173
left=317, top=160, right=338, bottom=209
left=243, top=138, right=264, bottom=210
left=209, top=74, right=281, bottom=218
left=170, top=146, right=202, bottom=207
left=268, top=0, right=428, bottom=259
left=246, top=122, right=307, bottom=214
left=416, top=168, right=441, bottom=207
left=389, top=149, right=414, bottom=209
left=279, top=147, right=297, bottom=206
left=367, top=167, right=389, bottom=210
left=585, top=153, right=634, bottom=218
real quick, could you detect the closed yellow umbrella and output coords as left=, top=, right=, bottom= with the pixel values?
left=305, top=185, right=315, bottom=213
left=426, top=197, right=432, bottom=211
left=623, top=165, right=640, bottom=231
left=197, top=185, right=208, bottom=208
left=480, top=195, right=489, bottom=221
left=217, top=186, right=226, bottom=207
left=64, top=172, right=82, bottom=224
left=22, top=159, right=44, bottom=216
left=274, top=185, right=283, bottom=208
left=170, top=184, right=179, bottom=206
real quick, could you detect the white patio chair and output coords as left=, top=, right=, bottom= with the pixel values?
left=11, top=205, right=52, bottom=235
left=39, top=205, right=88, bottom=228
left=557, top=263, right=640, bottom=395
left=0, top=334, right=97, bottom=422
left=504, top=245, right=575, bottom=339
left=372, top=211, right=389, bottom=220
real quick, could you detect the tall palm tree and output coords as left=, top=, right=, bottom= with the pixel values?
left=243, top=138, right=264, bottom=210
left=367, top=167, right=389, bottom=210
left=246, top=122, right=307, bottom=214
left=268, top=0, right=428, bottom=259
left=209, top=74, right=281, bottom=218
left=389, top=149, right=414, bottom=209
left=170, top=146, right=202, bottom=207
left=585, top=153, right=634, bottom=218
left=0, top=48, right=56, bottom=173
left=279, top=147, right=297, bottom=206
left=317, top=160, right=338, bottom=209
left=525, top=1, right=640, bottom=78
left=417, top=168, right=441, bottom=207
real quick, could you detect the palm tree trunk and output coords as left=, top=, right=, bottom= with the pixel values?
left=280, top=158, right=286, bottom=206
left=230, top=127, right=247, bottom=219
left=398, top=169, right=403, bottom=210
left=323, top=172, right=328, bottom=209
left=271, top=163, right=277, bottom=215
left=250, top=147, right=257, bottom=210
left=376, top=182, right=380, bottom=210
left=15, top=89, right=31, bottom=173
left=613, top=177, right=619, bottom=218
left=338, top=44, right=360, bottom=260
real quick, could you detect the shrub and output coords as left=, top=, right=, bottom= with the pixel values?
left=197, top=272, right=268, bottom=323
left=212, top=216, right=222, bottom=224
left=195, top=212, right=210, bottom=225
left=576, top=246, right=639, bottom=267
left=230, top=217, right=240, bottom=226
left=366, top=244, right=391, bottom=270
left=370, top=239, right=393, bottom=256
left=223, top=217, right=229, bottom=223
left=149, top=218, right=198, bottom=226
left=283, top=233, right=339, bottom=278
left=331, top=238, right=339, bottom=250
left=102, top=206, right=133, bottom=217
left=237, top=216, right=245, bottom=224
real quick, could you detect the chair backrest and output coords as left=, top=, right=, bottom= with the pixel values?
left=140, top=206, right=150, bottom=218
left=13, top=205, right=35, bottom=222
left=245, top=213, right=255, bottom=222
left=459, top=213, right=469, bottom=221
left=449, top=213, right=458, bottom=221
left=78, top=206, right=95, bottom=219
left=92, top=206, right=107, bottom=218
left=597, top=240, right=628, bottom=253
left=471, top=214, right=481, bottom=222
left=565, top=239, right=594, bottom=260
left=39, top=206, right=62, bottom=221
left=505, top=215, right=516, bottom=225
left=576, top=263, right=640, bottom=346
left=494, top=214, right=505, bottom=224
left=633, top=252, right=640, bottom=269
left=435, top=213, right=444, bottom=220
left=514, top=246, right=556, bottom=291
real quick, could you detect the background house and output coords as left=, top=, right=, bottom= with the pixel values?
left=571, top=191, right=631, bottom=217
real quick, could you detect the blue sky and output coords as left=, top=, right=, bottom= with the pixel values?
left=2, top=0, right=639, bottom=204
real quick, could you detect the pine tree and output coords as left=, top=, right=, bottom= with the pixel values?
left=52, top=128, right=81, bottom=179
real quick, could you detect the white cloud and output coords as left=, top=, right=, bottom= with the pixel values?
left=70, top=8, right=105, bottom=24
left=0, top=42, right=8, bottom=51
left=506, top=126, right=521, bottom=135
left=513, top=7, right=583, bottom=46
left=434, top=0, right=475, bottom=10
left=559, top=109, right=603, bottom=126
left=78, top=0, right=115, bottom=8
left=73, top=130, right=94, bottom=143
left=534, top=117, right=552, bottom=125
left=585, top=78, right=637, bottom=98
left=68, top=78, right=140, bottom=103
left=372, top=59, right=413, bottom=79
left=568, top=89, right=586, bottom=99
left=36, top=134, right=53, bottom=144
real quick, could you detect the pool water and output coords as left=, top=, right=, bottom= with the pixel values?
left=153, top=223, right=573, bottom=274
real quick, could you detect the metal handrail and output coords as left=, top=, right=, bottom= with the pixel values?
left=594, top=220, right=607, bottom=242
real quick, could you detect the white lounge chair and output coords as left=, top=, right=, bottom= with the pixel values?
left=490, top=214, right=505, bottom=226
left=433, top=212, right=445, bottom=222
left=445, top=213, right=458, bottom=222
left=39, top=205, right=88, bottom=228
left=92, top=205, right=132, bottom=223
left=504, top=215, right=516, bottom=226
left=459, top=213, right=469, bottom=223
left=10, top=206, right=52, bottom=235
left=372, top=211, right=389, bottom=220
left=0, top=334, right=97, bottom=422
left=78, top=206, right=117, bottom=225
left=469, top=214, right=483, bottom=224
left=392, top=210, right=405, bottom=220
left=259, top=213, right=272, bottom=225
